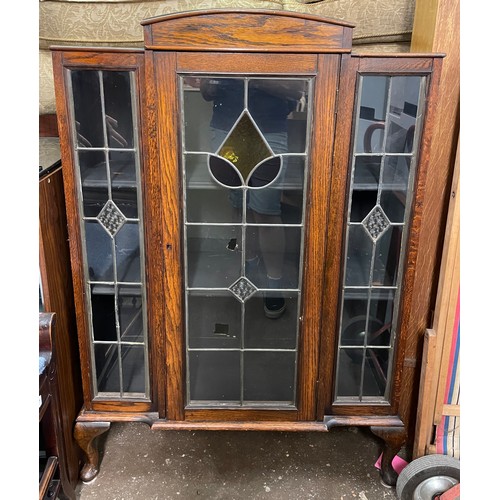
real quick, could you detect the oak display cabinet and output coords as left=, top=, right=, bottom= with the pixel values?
left=51, top=9, right=443, bottom=486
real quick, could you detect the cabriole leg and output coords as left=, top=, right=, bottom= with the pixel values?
left=370, top=425, right=407, bottom=487
left=74, top=421, right=111, bottom=482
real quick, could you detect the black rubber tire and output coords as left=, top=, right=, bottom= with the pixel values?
left=396, top=454, right=460, bottom=500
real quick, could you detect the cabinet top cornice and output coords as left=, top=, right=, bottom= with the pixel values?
left=141, top=9, right=355, bottom=53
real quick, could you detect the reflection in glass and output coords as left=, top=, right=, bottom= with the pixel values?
left=243, top=351, right=295, bottom=403
left=85, top=221, right=113, bottom=282
left=95, top=344, right=120, bottom=393
left=115, top=222, right=141, bottom=283
left=189, top=351, right=240, bottom=401
left=70, top=68, right=148, bottom=399
left=80, top=150, right=107, bottom=217
left=187, top=292, right=241, bottom=349
left=117, top=286, right=143, bottom=342
left=336, top=74, right=425, bottom=403
left=121, top=345, right=146, bottom=394
left=71, top=70, right=104, bottom=148
left=110, top=150, right=138, bottom=218
left=91, top=290, right=116, bottom=342
left=182, top=76, right=311, bottom=408
left=103, top=71, right=134, bottom=148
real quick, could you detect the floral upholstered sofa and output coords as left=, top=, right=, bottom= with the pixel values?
left=39, top=0, right=416, bottom=118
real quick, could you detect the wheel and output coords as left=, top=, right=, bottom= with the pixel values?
left=396, top=454, right=460, bottom=500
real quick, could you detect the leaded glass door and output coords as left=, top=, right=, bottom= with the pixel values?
left=182, top=75, right=311, bottom=407
left=155, top=52, right=339, bottom=418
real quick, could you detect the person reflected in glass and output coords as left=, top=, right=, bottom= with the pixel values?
left=200, top=78, right=304, bottom=318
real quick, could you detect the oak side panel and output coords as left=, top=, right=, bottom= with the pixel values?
left=153, top=51, right=185, bottom=421
left=39, top=167, right=83, bottom=488
left=400, top=0, right=460, bottom=451
left=144, top=10, right=352, bottom=53
left=297, top=54, right=340, bottom=421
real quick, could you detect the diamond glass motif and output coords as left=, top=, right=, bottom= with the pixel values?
left=97, top=200, right=126, bottom=236
left=363, top=205, right=390, bottom=240
left=229, top=277, right=258, bottom=303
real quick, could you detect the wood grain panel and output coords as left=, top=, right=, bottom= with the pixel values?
left=142, top=49, right=167, bottom=418
left=185, top=409, right=297, bottom=422
left=316, top=54, right=358, bottom=419
left=152, top=421, right=326, bottom=432
left=144, top=10, right=352, bottom=53
left=297, top=54, right=339, bottom=421
left=153, top=52, right=185, bottom=421
left=39, top=166, right=83, bottom=488
left=177, top=52, right=317, bottom=74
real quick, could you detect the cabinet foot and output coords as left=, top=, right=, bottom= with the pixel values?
left=370, top=425, right=407, bottom=487
left=74, top=421, right=111, bottom=482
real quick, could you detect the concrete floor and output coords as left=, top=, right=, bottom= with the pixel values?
left=75, top=422, right=400, bottom=499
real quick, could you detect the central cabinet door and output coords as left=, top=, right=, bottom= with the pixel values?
left=152, top=52, right=340, bottom=421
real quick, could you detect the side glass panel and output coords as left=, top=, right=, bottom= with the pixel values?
left=334, top=74, right=427, bottom=404
left=182, top=76, right=311, bottom=407
left=69, top=69, right=149, bottom=399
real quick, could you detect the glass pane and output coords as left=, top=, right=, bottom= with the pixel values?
left=90, top=289, right=116, bottom=342
left=103, top=71, right=134, bottom=148
left=350, top=190, right=377, bottom=222
left=380, top=156, right=410, bottom=223
left=368, top=291, right=394, bottom=347
left=340, top=289, right=369, bottom=346
left=115, top=222, right=141, bottom=283
left=356, top=76, right=389, bottom=153
left=344, top=226, right=373, bottom=286
left=117, top=285, right=143, bottom=342
left=110, top=150, right=138, bottom=219
left=185, top=154, right=241, bottom=223
left=85, top=221, right=113, bottom=282
left=79, top=150, right=107, bottom=217
left=95, top=343, right=120, bottom=393
left=121, top=345, right=146, bottom=394
left=372, top=226, right=403, bottom=286
left=336, top=349, right=363, bottom=398
left=187, top=291, right=241, bottom=348
left=363, top=349, right=389, bottom=397
left=243, top=351, right=295, bottom=402
left=386, top=76, right=421, bottom=153
left=281, top=156, right=305, bottom=224
left=184, top=77, right=245, bottom=153
left=71, top=70, right=104, bottom=148
left=248, top=79, right=308, bottom=154
left=244, top=225, right=301, bottom=290
left=353, top=156, right=381, bottom=187
left=244, top=292, right=298, bottom=349
left=189, top=351, right=240, bottom=401
left=187, top=225, right=242, bottom=288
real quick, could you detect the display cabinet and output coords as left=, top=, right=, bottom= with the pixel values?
left=51, top=9, right=443, bottom=486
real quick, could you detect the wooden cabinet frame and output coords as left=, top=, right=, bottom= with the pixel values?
left=51, top=9, right=444, bottom=487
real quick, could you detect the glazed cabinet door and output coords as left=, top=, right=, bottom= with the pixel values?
left=319, top=55, right=443, bottom=419
left=150, top=52, right=340, bottom=421
left=52, top=50, right=153, bottom=412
